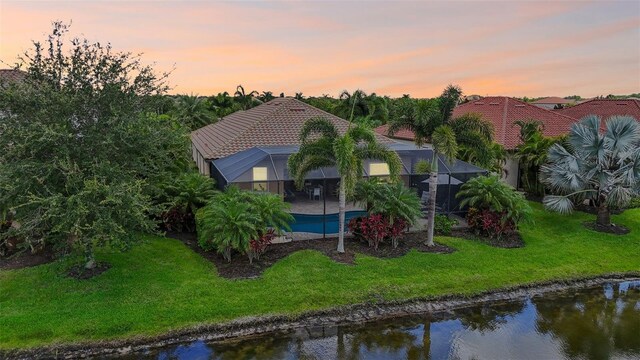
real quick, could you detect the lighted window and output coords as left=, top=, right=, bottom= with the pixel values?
left=369, top=162, right=390, bottom=176
left=253, top=167, right=268, bottom=191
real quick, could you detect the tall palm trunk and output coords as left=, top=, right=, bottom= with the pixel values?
left=425, top=170, right=438, bottom=246
left=596, top=201, right=611, bottom=226
left=337, top=176, right=346, bottom=253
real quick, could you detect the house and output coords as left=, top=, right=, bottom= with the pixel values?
left=376, top=96, right=577, bottom=187
left=531, top=97, right=576, bottom=110
left=192, top=98, right=486, bottom=235
left=555, top=98, right=640, bottom=123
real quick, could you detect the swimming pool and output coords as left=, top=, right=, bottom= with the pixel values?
left=288, top=210, right=367, bottom=234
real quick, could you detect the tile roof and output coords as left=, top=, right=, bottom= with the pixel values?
left=0, top=69, right=26, bottom=86
left=192, top=97, right=393, bottom=159
left=555, top=99, right=640, bottom=123
left=375, top=97, right=578, bottom=150
left=451, top=97, right=578, bottom=149
left=532, top=96, right=574, bottom=105
left=374, top=124, right=416, bottom=141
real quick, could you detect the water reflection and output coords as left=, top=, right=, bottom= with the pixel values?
left=120, top=281, right=640, bottom=360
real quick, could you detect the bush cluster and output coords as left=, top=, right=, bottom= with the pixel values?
left=196, top=187, right=293, bottom=263
left=434, top=214, right=458, bottom=236
left=457, top=175, right=532, bottom=239
left=348, top=214, right=407, bottom=249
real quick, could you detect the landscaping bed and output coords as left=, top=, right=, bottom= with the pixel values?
left=170, top=231, right=453, bottom=279
left=0, top=249, right=55, bottom=271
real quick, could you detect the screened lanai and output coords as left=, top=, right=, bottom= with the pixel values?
left=211, top=143, right=487, bottom=218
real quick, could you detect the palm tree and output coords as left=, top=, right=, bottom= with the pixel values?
left=387, top=85, right=464, bottom=246
left=234, top=84, right=259, bottom=110
left=336, top=90, right=369, bottom=119
left=541, top=115, right=640, bottom=227
left=173, top=94, right=216, bottom=130
left=209, top=91, right=236, bottom=117
left=449, top=112, right=498, bottom=169
left=288, top=118, right=402, bottom=252
left=514, top=120, right=560, bottom=196
left=258, top=91, right=275, bottom=103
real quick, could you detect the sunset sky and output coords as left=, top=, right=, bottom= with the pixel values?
left=1, top=1, right=639, bottom=98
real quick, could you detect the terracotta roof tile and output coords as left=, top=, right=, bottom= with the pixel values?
left=374, top=97, right=578, bottom=150
left=374, top=124, right=416, bottom=141
left=555, top=99, right=640, bottom=123
left=452, top=97, right=577, bottom=149
left=192, top=98, right=393, bottom=159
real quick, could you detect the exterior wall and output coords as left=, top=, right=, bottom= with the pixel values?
left=532, top=103, right=558, bottom=110
left=191, top=143, right=210, bottom=176
left=502, top=154, right=519, bottom=188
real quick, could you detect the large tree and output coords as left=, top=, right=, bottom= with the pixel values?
left=541, top=115, right=640, bottom=227
left=288, top=118, right=401, bottom=253
left=389, top=85, right=493, bottom=246
left=0, top=23, right=190, bottom=268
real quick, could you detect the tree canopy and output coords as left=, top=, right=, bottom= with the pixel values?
left=0, top=22, right=190, bottom=267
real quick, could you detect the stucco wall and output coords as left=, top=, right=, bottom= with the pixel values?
left=502, top=155, right=519, bottom=188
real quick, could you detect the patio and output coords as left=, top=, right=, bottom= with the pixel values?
left=287, top=195, right=364, bottom=215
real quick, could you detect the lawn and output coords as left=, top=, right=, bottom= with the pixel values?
left=1, top=203, right=639, bottom=350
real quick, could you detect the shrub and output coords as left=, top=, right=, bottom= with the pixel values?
left=248, top=228, right=276, bottom=263
left=159, top=172, right=217, bottom=232
left=348, top=214, right=408, bottom=249
left=434, top=214, right=458, bottom=236
left=353, top=180, right=422, bottom=226
left=196, top=187, right=293, bottom=263
left=466, top=208, right=515, bottom=239
left=457, top=175, right=532, bottom=239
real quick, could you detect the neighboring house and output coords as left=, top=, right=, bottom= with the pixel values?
left=532, top=96, right=575, bottom=110
left=376, top=97, right=577, bottom=187
left=555, top=98, right=640, bottom=124
left=192, top=98, right=486, bottom=235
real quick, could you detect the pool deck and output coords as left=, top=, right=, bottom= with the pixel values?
left=287, top=197, right=363, bottom=215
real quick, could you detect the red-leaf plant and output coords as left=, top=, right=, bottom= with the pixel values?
left=247, top=228, right=276, bottom=264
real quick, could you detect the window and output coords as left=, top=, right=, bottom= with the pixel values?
left=253, top=167, right=268, bottom=191
left=369, top=162, right=390, bottom=176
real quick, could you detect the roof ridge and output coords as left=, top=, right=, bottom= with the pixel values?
left=507, top=96, right=578, bottom=121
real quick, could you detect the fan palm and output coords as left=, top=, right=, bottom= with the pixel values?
left=541, top=115, right=640, bottom=226
left=288, top=118, right=402, bottom=252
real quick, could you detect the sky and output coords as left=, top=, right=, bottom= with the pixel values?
left=1, top=1, right=639, bottom=98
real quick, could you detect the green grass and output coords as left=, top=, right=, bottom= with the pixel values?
left=1, top=203, right=639, bottom=349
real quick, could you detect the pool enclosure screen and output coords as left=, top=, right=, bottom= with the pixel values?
left=210, top=143, right=488, bottom=234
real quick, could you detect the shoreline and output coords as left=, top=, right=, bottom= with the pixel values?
left=3, top=272, right=639, bottom=359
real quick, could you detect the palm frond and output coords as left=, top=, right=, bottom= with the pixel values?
left=298, top=117, right=339, bottom=143
left=431, top=125, right=458, bottom=163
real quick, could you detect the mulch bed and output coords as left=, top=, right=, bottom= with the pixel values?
left=0, top=249, right=55, bottom=270
left=168, top=231, right=454, bottom=280
left=450, top=228, right=525, bottom=249
left=67, top=262, right=111, bottom=280
left=583, top=221, right=630, bottom=235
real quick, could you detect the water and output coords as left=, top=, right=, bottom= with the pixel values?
left=122, top=281, right=640, bottom=360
